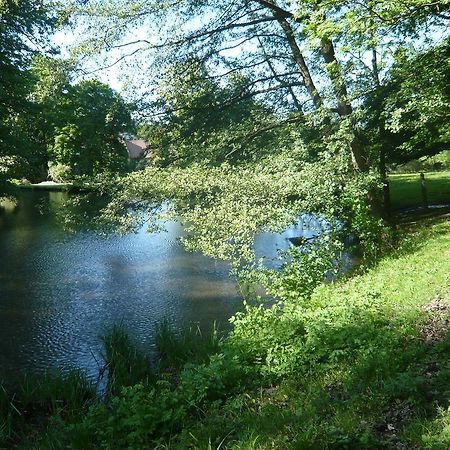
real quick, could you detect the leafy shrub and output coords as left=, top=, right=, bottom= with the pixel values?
left=71, top=382, right=186, bottom=449
left=420, top=407, right=450, bottom=449
left=48, top=161, right=72, bottom=182
left=179, top=352, right=249, bottom=404
left=71, top=352, right=249, bottom=448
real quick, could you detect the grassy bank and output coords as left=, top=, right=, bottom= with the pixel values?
left=1, top=219, right=450, bottom=449
left=389, top=171, right=450, bottom=210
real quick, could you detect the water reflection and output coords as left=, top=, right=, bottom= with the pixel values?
left=0, top=191, right=241, bottom=385
left=255, top=215, right=327, bottom=268
left=0, top=191, right=326, bottom=386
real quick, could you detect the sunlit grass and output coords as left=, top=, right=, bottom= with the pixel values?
left=184, top=218, right=450, bottom=448
left=389, top=171, right=450, bottom=210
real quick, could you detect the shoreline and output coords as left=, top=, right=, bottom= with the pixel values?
left=17, top=182, right=90, bottom=193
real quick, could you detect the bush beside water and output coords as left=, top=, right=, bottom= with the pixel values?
left=1, top=219, right=450, bottom=449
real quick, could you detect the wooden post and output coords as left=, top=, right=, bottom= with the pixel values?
left=420, top=173, right=428, bottom=209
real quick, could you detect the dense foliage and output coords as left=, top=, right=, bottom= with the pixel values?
left=0, top=2, right=134, bottom=191
left=137, top=59, right=287, bottom=167
left=55, top=0, right=449, bottom=264
left=365, top=37, right=450, bottom=167
left=0, top=0, right=57, bottom=189
left=1, top=2, right=450, bottom=449
left=45, top=78, right=133, bottom=179
left=98, top=138, right=387, bottom=266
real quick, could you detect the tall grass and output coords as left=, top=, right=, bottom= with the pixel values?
left=155, top=320, right=222, bottom=370
left=18, top=371, right=95, bottom=413
left=0, top=383, right=17, bottom=446
left=1, top=322, right=224, bottom=447
left=0, top=371, right=94, bottom=448
left=100, top=325, right=153, bottom=394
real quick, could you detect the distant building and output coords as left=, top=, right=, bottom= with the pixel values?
left=124, top=139, right=152, bottom=160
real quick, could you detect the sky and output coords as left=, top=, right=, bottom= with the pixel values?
left=51, top=9, right=247, bottom=98
left=53, top=29, right=126, bottom=92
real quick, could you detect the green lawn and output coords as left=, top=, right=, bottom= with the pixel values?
left=389, top=171, right=450, bottom=210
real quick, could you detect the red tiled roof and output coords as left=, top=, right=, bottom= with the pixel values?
left=124, top=140, right=150, bottom=159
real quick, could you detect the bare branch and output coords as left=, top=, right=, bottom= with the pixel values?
left=81, top=47, right=143, bottom=75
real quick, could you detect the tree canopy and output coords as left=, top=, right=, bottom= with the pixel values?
left=69, top=0, right=450, bottom=168
left=0, top=0, right=57, bottom=188
left=0, top=2, right=135, bottom=188
left=365, top=37, right=450, bottom=166
left=2, top=0, right=449, bottom=264
left=56, top=0, right=448, bottom=264
left=45, top=78, right=134, bottom=178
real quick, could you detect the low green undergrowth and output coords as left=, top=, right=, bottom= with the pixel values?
left=1, top=219, right=449, bottom=449
left=0, top=371, right=95, bottom=448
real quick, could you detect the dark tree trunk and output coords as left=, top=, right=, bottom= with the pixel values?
left=379, top=145, right=392, bottom=220
left=319, top=38, right=369, bottom=173
left=276, top=15, right=323, bottom=110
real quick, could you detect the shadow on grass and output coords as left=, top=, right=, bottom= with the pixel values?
left=0, top=371, right=95, bottom=448
left=391, top=216, right=450, bottom=260
left=188, top=305, right=450, bottom=449
left=0, top=321, right=225, bottom=448
left=2, top=308, right=449, bottom=449
left=155, top=320, right=223, bottom=372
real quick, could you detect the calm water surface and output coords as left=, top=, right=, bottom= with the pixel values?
left=0, top=191, right=323, bottom=384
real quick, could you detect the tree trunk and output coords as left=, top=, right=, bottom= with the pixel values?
left=371, top=35, right=392, bottom=220
left=256, top=35, right=304, bottom=112
left=276, top=15, right=323, bottom=110
left=379, top=145, right=392, bottom=220
left=319, top=37, right=369, bottom=172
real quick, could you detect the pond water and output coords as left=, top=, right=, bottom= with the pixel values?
left=0, top=191, right=324, bottom=385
